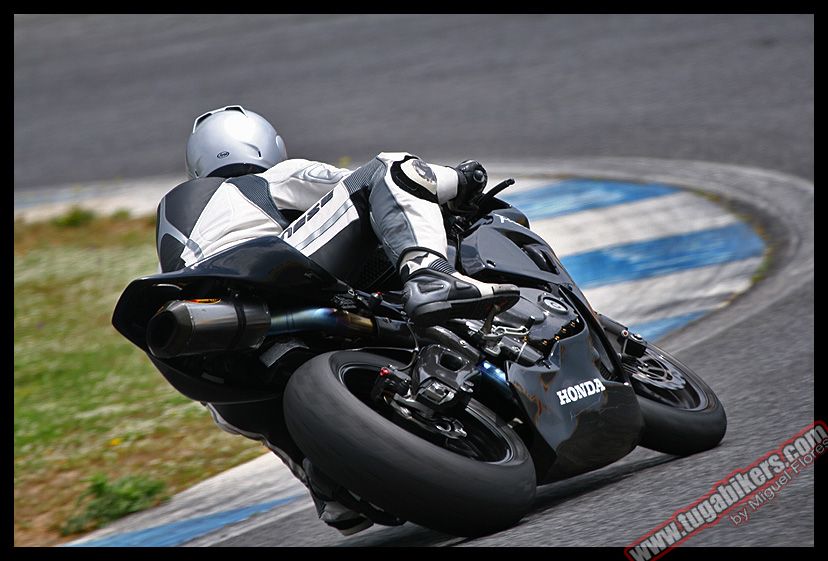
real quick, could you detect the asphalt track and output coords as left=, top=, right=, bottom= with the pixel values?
left=14, top=14, right=814, bottom=548
left=14, top=14, right=813, bottom=190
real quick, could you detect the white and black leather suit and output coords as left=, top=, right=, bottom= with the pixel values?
left=156, top=151, right=460, bottom=283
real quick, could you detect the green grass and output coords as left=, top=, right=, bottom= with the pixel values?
left=61, top=473, right=169, bottom=535
left=14, top=210, right=265, bottom=546
left=49, top=205, right=96, bottom=228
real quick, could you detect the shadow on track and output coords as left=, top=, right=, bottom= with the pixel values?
left=339, top=522, right=459, bottom=548
left=530, top=453, right=679, bottom=511
left=337, top=451, right=678, bottom=547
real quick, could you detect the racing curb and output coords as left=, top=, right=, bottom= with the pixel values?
left=481, top=157, right=813, bottom=353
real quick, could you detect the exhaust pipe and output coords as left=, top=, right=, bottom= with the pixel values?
left=268, top=307, right=374, bottom=336
left=147, top=300, right=387, bottom=359
left=147, top=299, right=271, bottom=358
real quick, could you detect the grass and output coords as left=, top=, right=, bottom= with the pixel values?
left=60, top=473, right=169, bottom=535
left=14, top=209, right=266, bottom=546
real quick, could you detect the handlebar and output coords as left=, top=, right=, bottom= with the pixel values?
left=476, top=178, right=515, bottom=210
left=447, top=177, right=517, bottom=227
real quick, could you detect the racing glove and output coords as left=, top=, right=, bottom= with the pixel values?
left=452, top=159, right=488, bottom=211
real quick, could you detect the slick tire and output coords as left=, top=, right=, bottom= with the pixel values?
left=284, top=350, right=536, bottom=537
left=634, top=345, right=727, bottom=456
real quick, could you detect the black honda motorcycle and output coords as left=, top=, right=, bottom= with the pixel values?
left=112, top=178, right=726, bottom=537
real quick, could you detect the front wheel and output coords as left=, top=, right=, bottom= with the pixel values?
left=625, top=343, right=727, bottom=456
left=284, top=350, right=536, bottom=537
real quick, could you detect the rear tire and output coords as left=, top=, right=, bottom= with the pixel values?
left=284, top=350, right=536, bottom=537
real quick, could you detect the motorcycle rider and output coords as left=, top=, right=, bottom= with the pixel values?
left=156, top=105, right=520, bottom=535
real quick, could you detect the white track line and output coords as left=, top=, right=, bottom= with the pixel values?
left=530, top=191, right=738, bottom=257
left=583, top=257, right=761, bottom=326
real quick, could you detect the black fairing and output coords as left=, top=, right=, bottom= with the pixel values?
left=490, top=206, right=531, bottom=229
left=459, top=214, right=590, bottom=304
left=460, top=216, right=643, bottom=483
left=507, top=328, right=643, bottom=483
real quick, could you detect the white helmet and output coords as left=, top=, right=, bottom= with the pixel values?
left=185, top=105, right=287, bottom=179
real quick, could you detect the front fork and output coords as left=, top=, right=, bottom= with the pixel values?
left=597, top=313, right=648, bottom=359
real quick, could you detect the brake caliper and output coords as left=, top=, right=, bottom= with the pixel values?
left=370, top=366, right=411, bottom=402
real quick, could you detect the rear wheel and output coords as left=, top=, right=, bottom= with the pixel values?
left=284, top=350, right=536, bottom=537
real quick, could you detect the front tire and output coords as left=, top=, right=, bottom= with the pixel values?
left=627, top=344, right=727, bottom=456
left=284, top=350, right=536, bottom=537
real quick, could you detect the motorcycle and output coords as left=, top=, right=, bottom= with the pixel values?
left=112, top=177, right=727, bottom=537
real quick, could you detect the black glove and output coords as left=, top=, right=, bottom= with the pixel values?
left=452, top=159, right=488, bottom=210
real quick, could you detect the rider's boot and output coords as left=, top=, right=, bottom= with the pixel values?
left=400, top=250, right=520, bottom=327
